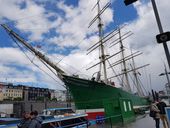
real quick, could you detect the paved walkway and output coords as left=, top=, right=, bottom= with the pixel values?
left=125, top=115, right=163, bottom=128
left=90, top=114, right=164, bottom=128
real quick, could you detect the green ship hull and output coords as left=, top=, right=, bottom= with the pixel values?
left=62, top=75, right=149, bottom=109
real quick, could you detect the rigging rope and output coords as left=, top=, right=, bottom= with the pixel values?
left=128, top=73, right=136, bottom=91
left=107, top=60, right=122, bottom=84
left=9, top=34, right=66, bottom=88
left=138, top=78, right=148, bottom=95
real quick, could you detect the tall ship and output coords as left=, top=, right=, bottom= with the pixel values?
left=1, top=0, right=149, bottom=120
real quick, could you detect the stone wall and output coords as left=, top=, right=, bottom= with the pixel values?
left=0, top=101, right=67, bottom=117
left=24, top=101, right=67, bottom=114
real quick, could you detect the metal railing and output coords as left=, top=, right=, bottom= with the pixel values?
left=41, top=114, right=122, bottom=128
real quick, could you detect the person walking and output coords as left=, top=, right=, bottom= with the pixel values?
left=17, top=111, right=31, bottom=128
left=157, top=99, right=169, bottom=128
left=29, top=110, right=43, bottom=128
left=150, top=101, right=160, bottom=128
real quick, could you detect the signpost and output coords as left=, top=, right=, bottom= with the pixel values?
left=156, top=32, right=170, bottom=43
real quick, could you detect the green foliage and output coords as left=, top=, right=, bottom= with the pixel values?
left=13, top=97, right=22, bottom=101
left=51, top=98, right=57, bottom=101
left=3, top=98, right=11, bottom=101
left=36, top=96, right=45, bottom=101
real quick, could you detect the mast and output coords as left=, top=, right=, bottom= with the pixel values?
left=118, top=28, right=131, bottom=92
left=97, top=1, right=108, bottom=83
left=1, top=24, right=65, bottom=79
left=87, top=0, right=110, bottom=83
left=106, top=26, right=149, bottom=94
left=131, top=51, right=144, bottom=96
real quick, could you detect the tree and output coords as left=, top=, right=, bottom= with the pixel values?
left=13, top=97, right=22, bottom=101
left=36, top=96, right=44, bottom=101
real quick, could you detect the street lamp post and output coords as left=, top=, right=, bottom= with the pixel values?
left=124, top=0, right=170, bottom=70
left=150, top=0, right=170, bottom=70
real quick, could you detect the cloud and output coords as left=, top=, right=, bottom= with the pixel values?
left=0, top=0, right=52, bottom=41
left=0, top=47, right=64, bottom=89
left=48, top=0, right=113, bottom=48
left=0, top=47, right=36, bottom=83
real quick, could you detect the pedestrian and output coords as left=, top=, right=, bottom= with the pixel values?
left=17, top=111, right=31, bottom=128
left=157, top=99, right=169, bottom=128
left=150, top=101, right=160, bottom=128
left=29, top=110, right=43, bottom=128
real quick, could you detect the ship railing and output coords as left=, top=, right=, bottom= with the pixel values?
left=0, top=114, right=127, bottom=128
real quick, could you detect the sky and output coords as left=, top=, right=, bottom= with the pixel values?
left=0, top=0, right=170, bottom=93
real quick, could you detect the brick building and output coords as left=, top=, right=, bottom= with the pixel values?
left=0, top=82, right=23, bottom=101
left=0, top=82, right=66, bottom=101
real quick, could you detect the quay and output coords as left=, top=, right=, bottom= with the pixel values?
left=89, top=114, right=163, bottom=128
left=122, top=115, right=162, bottom=128
left=0, top=113, right=166, bottom=128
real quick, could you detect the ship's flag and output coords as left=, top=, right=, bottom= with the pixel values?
left=36, top=45, right=41, bottom=49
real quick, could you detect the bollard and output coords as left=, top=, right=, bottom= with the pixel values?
left=109, top=117, right=113, bottom=128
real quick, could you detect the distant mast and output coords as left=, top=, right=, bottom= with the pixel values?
left=118, top=28, right=131, bottom=92
left=131, top=50, right=144, bottom=96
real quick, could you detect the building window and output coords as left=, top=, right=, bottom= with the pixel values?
left=123, top=101, right=127, bottom=112
left=128, top=101, right=132, bottom=111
